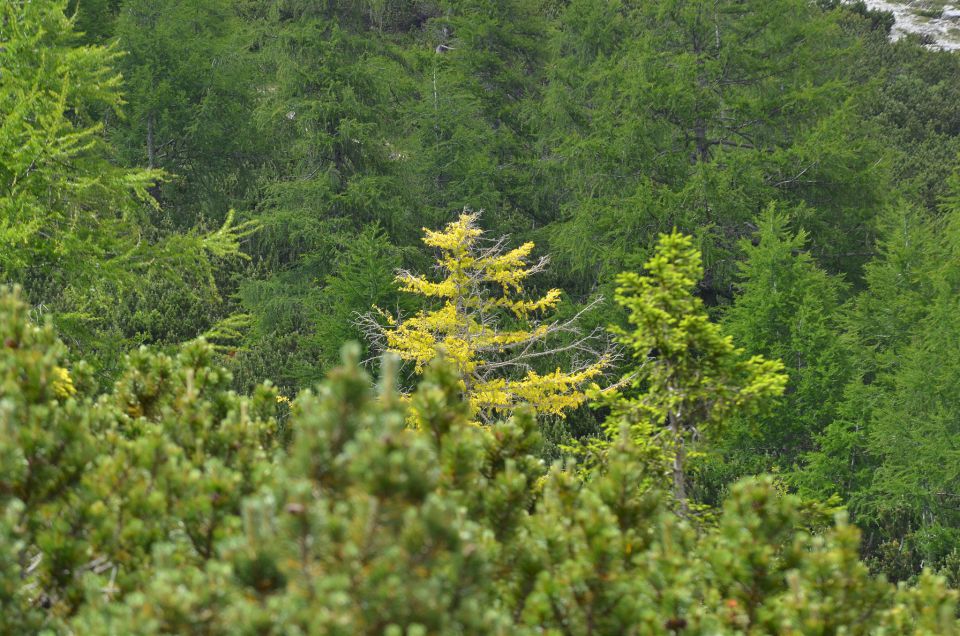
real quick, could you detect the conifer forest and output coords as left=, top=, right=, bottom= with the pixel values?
left=6, top=0, right=960, bottom=632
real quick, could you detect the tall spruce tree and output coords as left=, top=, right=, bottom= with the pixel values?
left=406, top=0, right=547, bottom=232
left=237, top=0, right=421, bottom=389
left=797, top=172, right=960, bottom=579
left=852, top=176, right=960, bottom=576
left=702, top=210, right=850, bottom=499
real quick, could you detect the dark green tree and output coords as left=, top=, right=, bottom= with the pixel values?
left=405, top=0, right=548, bottom=232
left=853, top=178, right=960, bottom=576
left=703, top=210, right=850, bottom=498
left=799, top=173, right=960, bottom=579
left=112, top=0, right=262, bottom=224
left=541, top=0, right=887, bottom=291
left=236, top=0, right=421, bottom=388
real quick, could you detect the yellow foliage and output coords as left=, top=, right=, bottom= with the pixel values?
left=377, top=210, right=609, bottom=422
left=51, top=366, right=76, bottom=398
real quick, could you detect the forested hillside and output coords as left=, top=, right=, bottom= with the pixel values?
left=5, top=0, right=960, bottom=632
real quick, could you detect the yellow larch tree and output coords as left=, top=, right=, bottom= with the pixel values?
left=363, top=211, right=611, bottom=423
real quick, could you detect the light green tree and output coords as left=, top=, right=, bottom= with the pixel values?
left=0, top=0, right=159, bottom=289
left=0, top=0, right=253, bottom=378
left=600, top=231, right=788, bottom=515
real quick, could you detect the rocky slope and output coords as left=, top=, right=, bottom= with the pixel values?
left=863, top=1, right=960, bottom=49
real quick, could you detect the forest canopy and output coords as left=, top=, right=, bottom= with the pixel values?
left=4, top=0, right=960, bottom=632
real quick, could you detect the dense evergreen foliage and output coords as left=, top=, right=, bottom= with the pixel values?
left=5, top=0, right=960, bottom=630
left=3, top=287, right=960, bottom=634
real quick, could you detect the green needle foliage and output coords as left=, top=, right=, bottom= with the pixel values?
left=0, top=0, right=255, bottom=378
left=701, top=210, right=851, bottom=500
left=9, top=0, right=960, bottom=613
left=0, top=0, right=160, bottom=292
left=0, top=285, right=283, bottom=622
left=3, top=287, right=960, bottom=634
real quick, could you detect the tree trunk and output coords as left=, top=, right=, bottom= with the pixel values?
left=669, top=409, right=689, bottom=517
left=146, top=112, right=155, bottom=169
left=694, top=118, right=710, bottom=164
